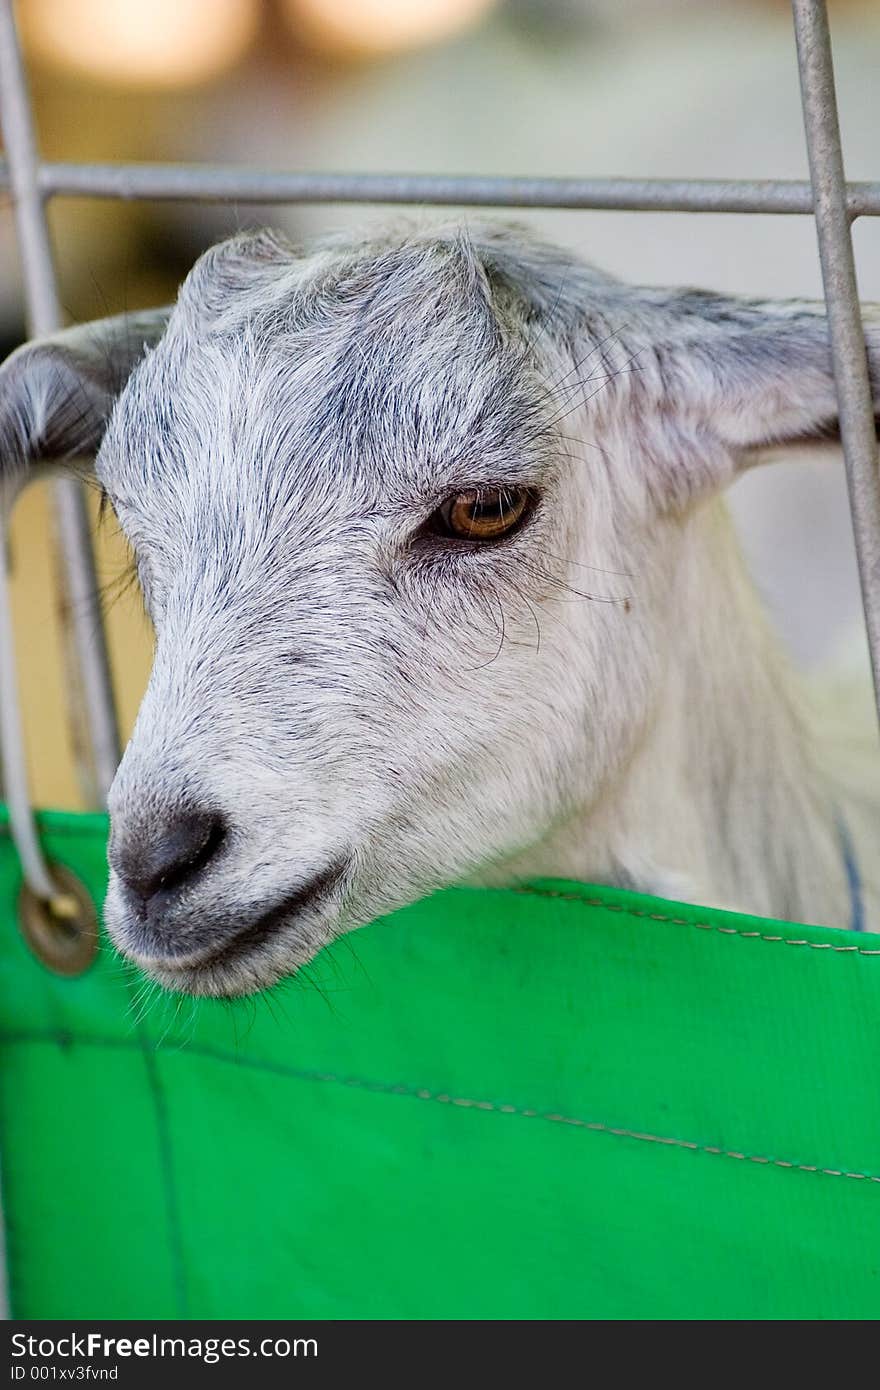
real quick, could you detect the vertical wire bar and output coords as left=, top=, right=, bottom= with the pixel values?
left=792, top=0, right=880, bottom=721
left=0, top=534, right=55, bottom=898
left=0, top=0, right=121, bottom=811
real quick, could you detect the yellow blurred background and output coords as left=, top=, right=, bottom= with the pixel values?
left=10, top=488, right=152, bottom=808
left=2, top=0, right=878, bottom=810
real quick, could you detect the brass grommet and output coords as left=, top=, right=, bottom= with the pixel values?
left=19, top=862, right=99, bottom=977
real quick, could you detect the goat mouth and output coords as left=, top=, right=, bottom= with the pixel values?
left=130, top=858, right=350, bottom=990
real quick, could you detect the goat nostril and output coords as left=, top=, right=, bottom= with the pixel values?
left=113, top=809, right=227, bottom=907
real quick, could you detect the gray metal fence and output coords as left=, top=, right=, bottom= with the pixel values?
left=0, top=0, right=877, bottom=911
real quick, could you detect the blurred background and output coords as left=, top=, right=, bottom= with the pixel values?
left=2, top=0, right=878, bottom=808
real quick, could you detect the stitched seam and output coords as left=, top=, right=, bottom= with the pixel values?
left=2, top=1029, right=877, bottom=1187
left=126, top=984, right=189, bottom=1318
left=509, top=886, right=880, bottom=955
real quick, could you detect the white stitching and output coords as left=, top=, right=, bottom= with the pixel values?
left=509, top=886, right=880, bottom=955
left=5, top=1029, right=877, bottom=1187
left=331, top=1074, right=880, bottom=1185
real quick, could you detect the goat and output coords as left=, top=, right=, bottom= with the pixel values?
left=1, top=221, right=878, bottom=996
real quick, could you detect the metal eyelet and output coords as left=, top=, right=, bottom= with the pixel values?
left=18, top=862, right=99, bottom=977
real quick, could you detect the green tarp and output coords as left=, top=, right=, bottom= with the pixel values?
left=1, top=808, right=878, bottom=1320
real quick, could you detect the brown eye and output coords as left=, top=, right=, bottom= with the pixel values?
left=434, top=486, right=532, bottom=543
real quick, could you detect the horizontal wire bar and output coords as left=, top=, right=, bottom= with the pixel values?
left=0, top=161, right=879, bottom=214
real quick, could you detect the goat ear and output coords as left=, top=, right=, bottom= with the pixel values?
left=0, top=308, right=172, bottom=479
left=652, top=291, right=880, bottom=453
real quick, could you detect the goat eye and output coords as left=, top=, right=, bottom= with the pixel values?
left=433, top=486, right=532, bottom=543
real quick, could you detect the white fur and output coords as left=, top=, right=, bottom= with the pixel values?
left=1, top=220, right=877, bottom=996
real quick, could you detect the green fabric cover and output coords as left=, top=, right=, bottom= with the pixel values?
left=0, top=808, right=878, bottom=1321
